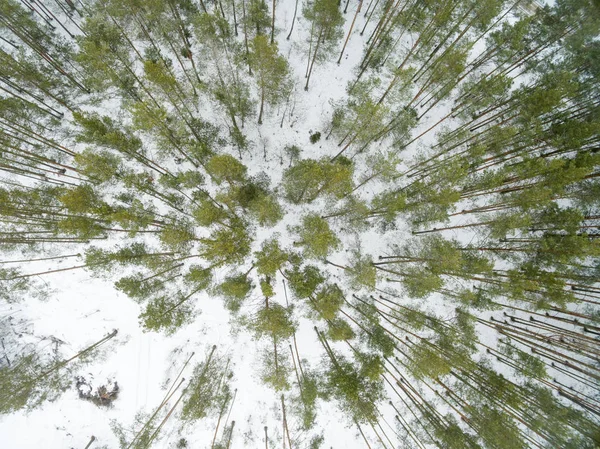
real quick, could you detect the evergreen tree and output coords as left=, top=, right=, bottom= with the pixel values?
left=282, top=157, right=354, bottom=203
left=216, top=273, right=253, bottom=313
left=255, top=238, right=292, bottom=277
left=248, top=35, right=291, bottom=124
left=293, top=214, right=341, bottom=259
left=303, top=0, right=344, bottom=89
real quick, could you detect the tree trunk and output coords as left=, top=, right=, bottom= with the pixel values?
left=271, top=0, right=276, bottom=43
left=337, top=0, right=363, bottom=64
left=287, top=0, right=299, bottom=39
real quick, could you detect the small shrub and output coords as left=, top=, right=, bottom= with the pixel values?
left=75, top=376, right=119, bottom=407
left=309, top=131, right=321, bottom=144
left=284, top=144, right=301, bottom=165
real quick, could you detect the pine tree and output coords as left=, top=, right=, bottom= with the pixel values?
left=282, top=157, right=354, bottom=203
left=248, top=35, right=291, bottom=124
left=216, top=273, right=253, bottom=312
left=303, top=0, right=344, bottom=90
left=198, top=226, right=252, bottom=265
left=293, top=214, right=341, bottom=259
left=255, top=238, right=293, bottom=277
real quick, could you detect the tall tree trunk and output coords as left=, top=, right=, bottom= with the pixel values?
left=271, top=0, right=276, bottom=43
left=287, top=0, right=299, bottom=39
left=337, top=0, right=363, bottom=64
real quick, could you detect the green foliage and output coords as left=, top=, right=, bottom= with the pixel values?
left=260, top=277, right=274, bottom=298
left=309, top=435, right=324, bottom=449
left=246, top=0, right=271, bottom=35
left=323, top=196, right=370, bottom=231
left=297, top=373, right=320, bottom=428
left=84, top=243, right=165, bottom=275
left=253, top=303, right=296, bottom=340
left=286, top=265, right=326, bottom=299
left=332, top=77, right=391, bottom=149
left=327, top=318, right=355, bottom=341
left=400, top=267, right=444, bottom=298
left=284, top=145, right=301, bottom=165
left=302, top=0, right=344, bottom=52
left=407, top=340, right=452, bottom=380
left=0, top=269, right=48, bottom=303
left=247, top=193, right=283, bottom=226
left=216, top=273, right=253, bottom=312
left=323, top=355, right=385, bottom=424
left=159, top=223, right=196, bottom=251
left=143, top=58, right=178, bottom=94
left=184, top=265, right=213, bottom=290
left=356, top=352, right=384, bottom=381
left=74, top=149, right=121, bottom=183
left=500, top=342, right=547, bottom=379
left=255, top=238, right=290, bottom=277
left=159, top=171, right=205, bottom=190
left=139, top=294, right=194, bottom=334
left=366, top=325, right=395, bottom=357
left=0, top=332, right=107, bottom=415
left=385, top=236, right=494, bottom=299
left=108, top=201, right=156, bottom=233
left=248, top=35, right=291, bottom=123
left=282, top=158, right=354, bottom=203
left=369, top=189, right=407, bottom=224
left=454, top=288, right=497, bottom=311
left=346, top=251, right=376, bottom=289
left=219, top=179, right=283, bottom=226
left=259, top=344, right=291, bottom=391
left=198, top=226, right=252, bottom=264
left=3, top=1, right=600, bottom=443
left=221, top=182, right=263, bottom=209
left=0, top=353, right=66, bottom=414
left=294, top=214, right=340, bottom=259
left=55, top=216, right=105, bottom=238
left=193, top=197, right=230, bottom=227
left=181, top=354, right=231, bottom=421
left=115, top=273, right=167, bottom=302
left=206, top=154, right=248, bottom=185
left=470, top=406, right=526, bottom=449
left=111, top=411, right=158, bottom=449
left=311, top=284, right=344, bottom=320
left=435, top=415, right=479, bottom=449
left=73, top=112, right=142, bottom=154
left=75, top=16, right=129, bottom=90
left=58, top=184, right=106, bottom=214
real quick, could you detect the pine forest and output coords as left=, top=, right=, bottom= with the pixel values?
left=0, top=0, right=599, bottom=447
